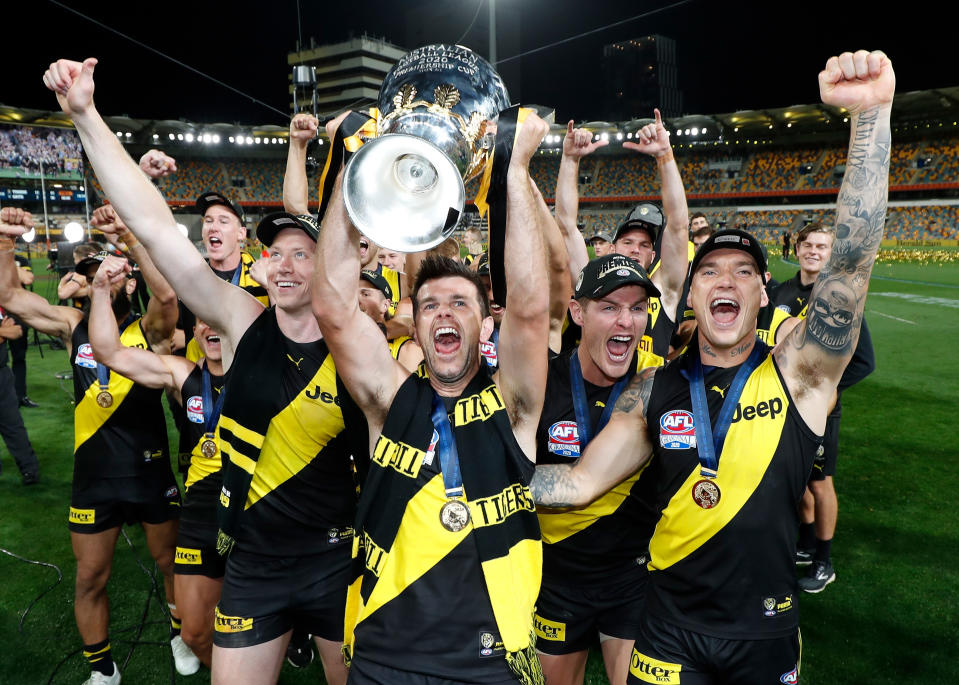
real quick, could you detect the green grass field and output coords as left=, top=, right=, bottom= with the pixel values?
left=1, top=252, right=957, bottom=683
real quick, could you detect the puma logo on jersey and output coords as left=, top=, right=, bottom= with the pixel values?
left=287, top=354, right=304, bottom=369
left=710, top=385, right=728, bottom=398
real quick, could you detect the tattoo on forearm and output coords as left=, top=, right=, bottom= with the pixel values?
left=798, top=105, right=890, bottom=358
left=530, top=464, right=579, bottom=508
left=613, top=367, right=656, bottom=418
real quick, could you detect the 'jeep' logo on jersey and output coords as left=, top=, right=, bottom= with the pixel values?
left=547, top=420, right=580, bottom=457
left=731, top=397, right=783, bottom=423
left=304, top=385, right=340, bottom=406
left=660, top=410, right=696, bottom=450
left=186, top=395, right=204, bottom=424
left=480, top=340, right=498, bottom=368
left=74, top=343, right=97, bottom=369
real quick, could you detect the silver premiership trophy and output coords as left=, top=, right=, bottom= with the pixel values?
left=342, top=44, right=511, bottom=252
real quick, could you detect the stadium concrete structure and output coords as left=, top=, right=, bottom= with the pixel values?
left=1, top=86, right=957, bottom=248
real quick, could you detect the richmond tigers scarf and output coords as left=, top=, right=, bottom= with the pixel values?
left=215, top=308, right=286, bottom=555
left=344, top=363, right=544, bottom=685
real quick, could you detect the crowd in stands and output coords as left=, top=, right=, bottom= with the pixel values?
left=0, top=124, right=83, bottom=175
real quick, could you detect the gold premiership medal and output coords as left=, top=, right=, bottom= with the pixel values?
left=439, top=499, right=470, bottom=532
left=96, top=390, right=113, bottom=408
left=201, top=439, right=218, bottom=458
left=692, top=479, right=721, bottom=509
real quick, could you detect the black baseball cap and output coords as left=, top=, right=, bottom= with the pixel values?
left=613, top=202, right=664, bottom=244
left=196, top=192, right=245, bottom=223
left=75, top=250, right=130, bottom=279
left=587, top=231, right=613, bottom=244
left=574, top=254, right=660, bottom=300
left=360, top=269, right=393, bottom=301
left=256, top=212, right=319, bottom=247
left=690, top=229, right=767, bottom=283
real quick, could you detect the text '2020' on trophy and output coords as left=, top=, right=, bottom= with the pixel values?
left=343, top=44, right=511, bottom=252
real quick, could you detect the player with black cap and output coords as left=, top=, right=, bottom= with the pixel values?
left=41, top=54, right=358, bottom=684
left=1, top=204, right=183, bottom=684
left=535, top=253, right=664, bottom=685
left=613, top=109, right=691, bottom=361
left=528, top=49, right=895, bottom=684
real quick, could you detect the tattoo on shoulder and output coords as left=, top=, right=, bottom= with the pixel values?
left=614, top=366, right=656, bottom=418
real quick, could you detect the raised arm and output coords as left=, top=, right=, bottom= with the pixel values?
left=531, top=366, right=657, bottom=506
left=88, top=255, right=189, bottom=395
left=58, top=271, right=89, bottom=300
left=91, top=205, right=177, bottom=351
left=623, top=109, right=689, bottom=318
left=0, top=208, right=82, bottom=343
left=530, top=178, right=573, bottom=353
left=494, top=113, right=552, bottom=457
left=776, top=50, right=894, bottom=431
left=42, top=58, right=263, bottom=358
left=283, top=113, right=318, bottom=215
left=555, top=121, right=605, bottom=278
left=312, top=171, right=407, bottom=428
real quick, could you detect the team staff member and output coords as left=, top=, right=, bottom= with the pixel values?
left=88, top=254, right=228, bottom=671
left=44, top=59, right=352, bottom=685
left=0, top=206, right=183, bottom=685
left=536, top=254, right=663, bottom=685
left=529, top=50, right=894, bottom=684
left=768, top=221, right=875, bottom=593
left=612, top=110, right=690, bottom=360
left=0, top=297, right=40, bottom=484
left=314, top=111, right=551, bottom=684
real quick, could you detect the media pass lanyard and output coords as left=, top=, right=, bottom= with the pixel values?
left=569, top=351, right=629, bottom=450
left=431, top=394, right=471, bottom=533
left=687, top=339, right=764, bottom=509
left=200, top=364, right=226, bottom=459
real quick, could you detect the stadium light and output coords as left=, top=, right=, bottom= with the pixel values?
left=22, top=227, right=36, bottom=243
left=185, top=133, right=194, bottom=142
left=272, top=137, right=278, bottom=144
left=64, top=221, right=84, bottom=243
left=213, top=134, right=221, bottom=144
left=153, top=133, right=159, bottom=140
left=684, top=129, right=690, bottom=135
left=229, top=136, right=235, bottom=143
left=246, top=136, right=253, bottom=144
left=616, top=132, right=623, bottom=140
left=255, top=137, right=261, bottom=144
left=691, top=127, right=699, bottom=136
left=627, top=132, right=633, bottom=139
left=115, top=131, right=122, bottom=137
left=675, top=129, right=681, bottom=136
left=176, top=223, right=189, bottom=237
left=600, top=132, right=609, bottom=141
left=317, top=139, right=324, bottom=146
left=236, top=137, right=244, bottom=145
left=734, top=127, right=739, bottom=132
left=169, top=133, right=175, bottom=140
left=125, top=132, right=132, bottom=138
left=702, top=128, right=707, bottom=134
left=177, top=133, right=184, bottom=141
left=768, top=124, right=773, bottom=129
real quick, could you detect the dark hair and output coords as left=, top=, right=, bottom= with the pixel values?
left=691, top=226, right=715, bottom=241
left=412, top=255, right=490, bottom=319
left=795, top=221, right=835, bottom=245
left=691, top=211, right=709, bottom=223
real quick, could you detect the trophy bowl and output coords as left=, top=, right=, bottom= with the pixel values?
left=342, top=44, right=511, bottom=253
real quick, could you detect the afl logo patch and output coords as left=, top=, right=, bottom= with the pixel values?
left=780, top=666, right=798, bottom=684
left=547, top=420, right=580, bottom=458
left=616, top=268, right=630, bottom=276
left=186, top=395, right=204, bottom=424
left=480, top=340, right=498, bottom=368
left=660, top=410, right=697, bottom=449
left=74, top=343, right=97, bottom=369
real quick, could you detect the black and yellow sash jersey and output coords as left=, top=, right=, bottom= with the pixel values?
left=223, top=323, right=355, bottom=556
left=639, top=296, right=676, bottom=359
left=372, top=263, right=402, bottom=318
left=177, top=362, right=225, bottom=538
left=643, top=345, right=820, bottom=639
left=558, top=311, right=582, bottom=356
left=183, top=251, right=268, bottom=363
left=768, top=272, right=810, bottom=320
left=345, top=365, right=542, bottom=685
left=756, top=303, right=793, bottom=347
left=387, top=335, right=412, bottom=360
left=71, top=317, right=171, bottom=493
left=536, top=347, right=664, bottom=583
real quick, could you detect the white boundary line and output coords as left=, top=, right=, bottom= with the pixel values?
left=869, top=310, right=917, bottom=325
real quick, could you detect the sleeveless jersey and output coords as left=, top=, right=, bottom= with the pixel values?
left=231, top=330, right=355, bottom=556
left=644, top=348, right=820, bottom=639
left=536, top=347, right=663, bottom=582
left=71, top=318, right=171, bottom=492
left=639, top=296, right=676, bottom=359
left=177, top=361, right=225, bottom=535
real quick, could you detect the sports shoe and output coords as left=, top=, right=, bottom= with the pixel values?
left=171, top=635, right=201, bottom=675
left=798, top=560, right=836, bottom=593
left=82, top=663, right=121, bottom=684
left=286, top=631, right=315, bottom=668
left=795, top=548, right=814, bottom=566
left=19, top=397, right=39, bottom=408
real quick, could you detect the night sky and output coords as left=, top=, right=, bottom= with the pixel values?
left=2, top=0, right=953, bottom=127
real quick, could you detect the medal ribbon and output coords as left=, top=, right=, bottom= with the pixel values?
left=430, top=393, right=463, bottom=498
left=687, top=339, right=765, bottom=477
left=96, top=362, right=110, bottom=393
left=569, top=350, right=630, bottom=450
left=230, top=263, right=242, bottom=287
left=201, top=363, right=226, bottom=440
